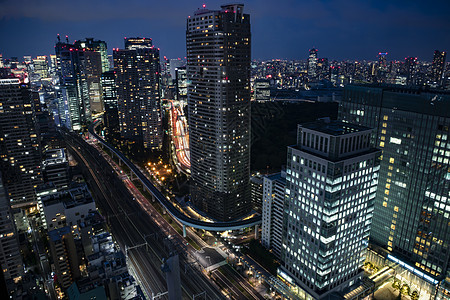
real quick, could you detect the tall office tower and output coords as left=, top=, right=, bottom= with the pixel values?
left=404, top=56, right=418, bottom=85
left=0, top=78, right=42, bottom=208
left=261, top=171, right=286, bottom=259
left=0, top=171, right=23, bottom=286
left=32, top=55, right=49, bottom=79
left=101, top=70, right=118, bottom=128
left=48, top=226, right=80, bottom=289
left=307, top=48, right=318, bottom=79
left=175, top=67, right=187, bottom=102
left=317, top=58, right=329, bottom=80
left=74, top=38, right=109, bottom=73
left=339, top=85, right=450, bottom=287
left=378, top=52, right=388, bottom=71
left=187, top=4, right=251, bottom=221
left=169, top=58, right=185, bottom=81
left=55, top=39, right=91, bottom=131
left=114, top=37, right=162, bottom=149
left=280, top=120, right=380, bottom=299
left=431, top=50, right=447, bottom=85
left=0, top=54, right=3, bottom=68
left=84, top=50, right=104, bottom=112
left=49, top=54, right=58, bottom=77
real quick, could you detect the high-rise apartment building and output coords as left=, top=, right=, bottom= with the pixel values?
left=101, top=70, right=118, bottom=128
left=340, top=85, right=450, bottom=286
left=114, top=37, right=162, bottom=149
left=0, top=171, right=23, bottom=285
left=0, top=78, right=42, bottom=208
left=55, top=39, right=91, bottom=130
left=280, top=120, right=380, bottom=299
left=431, top=50, right=447, bottom=85
left=307, top=48, right=318, bottom=79
left=187, top=4, right=251, bottom=221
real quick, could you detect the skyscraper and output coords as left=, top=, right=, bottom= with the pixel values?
left=0, top=78, right=42, bottom=208
left=74, top=38, right=109, bottom=73
left=32, top=55, right=50, bottom=79
left=114, top=37, right=162, bottom=149
left=101, top=70, right=118, bottom=128
left=307, top=48, right=318, bottom=79
left=84, top=50, right=104, bottom=112
left=187, top=4, right=251, bottom=221
left=404, top=56, right=418, bottom=86
left=55, top=38, right=91, bottom=130
left=280, top=119, right=380, bottom=299
left=340, top=85, right=450, bottom=286
left=431, top=50, right=447, bottom=85
left=175, top=66, right=187, bottom=103
left=378, top=52, right=388, bottom=70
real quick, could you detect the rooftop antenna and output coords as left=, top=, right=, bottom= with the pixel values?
left=57, top=34, right=60, bottom=42
left=66, top=35, right=69, bottom=43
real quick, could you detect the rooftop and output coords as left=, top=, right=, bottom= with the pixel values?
left=301, top=119, right=371, bottom=136
left=48, top=226, right=71, bottom=242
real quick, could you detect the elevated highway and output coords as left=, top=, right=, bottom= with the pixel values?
left=88, top=122, right=261, bottom=232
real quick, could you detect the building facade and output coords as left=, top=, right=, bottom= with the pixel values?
left=101, top=70, right=118, bottom=129
left=187, top=4, right=252, bottom=221
left=339, top=85, right=450, bottom=286
left=307, top=48, right=318, bottom=79
left=0, top=78, right=42, bottom=207
left=114, top=38, right=162, bottom=149
left=280, top=120, right=380, bottom=299
left=0, top=171, right=23, bottom=284
left=55, top=40, right=91, bottom=131
left=261, top=172, right=286, bottom=259
left=431, top=50, right=447, bottom=86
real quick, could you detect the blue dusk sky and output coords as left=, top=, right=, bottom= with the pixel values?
left=0, top=0, right=449, bottom=62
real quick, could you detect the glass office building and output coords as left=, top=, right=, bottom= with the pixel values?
left=340, top=85, right=450, bottom=284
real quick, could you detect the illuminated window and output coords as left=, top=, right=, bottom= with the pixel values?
left=394, top=206, right=399, bottom=212
left=383, top=201, right=387, bottom=207
left=385, top=190, right=390, bottom=195
left=391, top=224, right=396, bottom=230
left=383, top=115, right=388, bottom=121
left=386, top=183, right=391, bottom=189
left=389, top=157, right=395, bottom=164
left=382, top=122, right=387, bottom=128
left=379, top=142, right=385, bottom=147
left=381, top=129, right=386, bottom=134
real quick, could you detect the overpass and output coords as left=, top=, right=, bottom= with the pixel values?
left=88, top=122, right=262, bottom=232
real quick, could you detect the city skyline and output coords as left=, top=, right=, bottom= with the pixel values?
left=1, top=0, right=449, bottom=61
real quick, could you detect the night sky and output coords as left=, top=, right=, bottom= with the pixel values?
left=1, top=0, right=449, bottom=62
